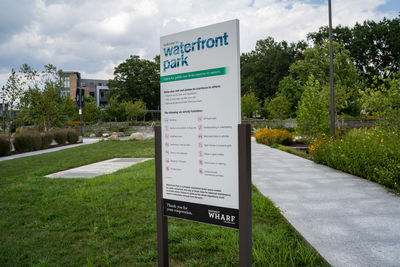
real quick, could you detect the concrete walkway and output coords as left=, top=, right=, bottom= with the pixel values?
left=0, top=138, right=100, bottom=162
left=252, top=139, right=400, bottom=267
left=46, top=158, right=152, bottom=178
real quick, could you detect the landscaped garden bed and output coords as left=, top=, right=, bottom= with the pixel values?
left=310, top=127, right=400, bottom=192
left=254, top=126, right=400, bottom=193
left=0, top=128, right=80, bottom=157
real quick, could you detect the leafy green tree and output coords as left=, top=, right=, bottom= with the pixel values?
left=17, top=64, right=67, bottom=131
left=103, top=98, right=126, bottom=122
left=108, top=55, right=160, bottom=110
left=267, top=96, right=292, bottom=120
left=82, top=97, right=100, bottom=123
left=307, top=15, right=400, bottom=79
left=124, top=99, right=146, bottom=122
left=296, top=76, right=330, bottom=139
left=241, top=37, right=307, bottom=100
left=1, top=69, right=24, bottom=132
left=277, top=75, right=303, bottom=115
left=62, top=97, right=78, bottom=121
left=289, top=41, right=361, bottom=116
left=241, top=91, right=260, bottom=118
left=260, top=97, right=271, bottom=119
left=360, top=71, right=400, bottom=130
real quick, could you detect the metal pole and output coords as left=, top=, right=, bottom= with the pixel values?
left=238, top=123, right=252, bottom=266
left=328, top=0, right=335, bottom=137
left=79, top=89, right=83, bottom=137
left=155, top=126, right=169, bottom=267
left=2, top=98, right=5, bottom=133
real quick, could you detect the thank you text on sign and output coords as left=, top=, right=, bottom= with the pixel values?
left=160, top=20, right=241, bottom=228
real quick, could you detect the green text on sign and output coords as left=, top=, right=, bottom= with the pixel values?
left=160, top=67, right=227, bottom=83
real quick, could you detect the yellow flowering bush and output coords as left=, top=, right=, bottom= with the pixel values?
left=311, top=127, right=400, bottom=192
left=254, top=128, right=293, bottom=146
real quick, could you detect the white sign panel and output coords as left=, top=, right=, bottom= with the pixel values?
left=160, top=20, right=240, bottom=228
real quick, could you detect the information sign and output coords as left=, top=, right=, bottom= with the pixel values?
left=160, top=20, right=241, bottom=228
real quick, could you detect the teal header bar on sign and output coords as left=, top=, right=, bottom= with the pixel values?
left=160, top=67, right=227, bottom=83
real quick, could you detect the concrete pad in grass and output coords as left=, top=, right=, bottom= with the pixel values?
left=46, top=158, right=152, bottom=178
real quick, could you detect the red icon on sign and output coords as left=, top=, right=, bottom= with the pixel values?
left=198, top=125, right=202, bottom=130
left=164, top=118, right=168, bottom=123
left=199, top=160, right=203, bottom=165
left=165, top=142, right=169, bottom=147
left=199, top=151, right=203, bottom=157
left=198, top=142, right=203, bottom=148
left=198, top=116, right=203, bottom=122
left=165, top=126, right=169, bottom=131
left=166, top=166, right=170, bottom=172
left=165, top=133, right=169, bottom=139
left=166, top=158, right=170, bottom=163
left=166, top=150, right=170, bottom=155
left=199, top=169, right=203, bottom=174
left=198, top=133, right=203, bottom=139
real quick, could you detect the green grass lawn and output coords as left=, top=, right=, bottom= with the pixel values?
left=0, top=140, right=328, bottom=266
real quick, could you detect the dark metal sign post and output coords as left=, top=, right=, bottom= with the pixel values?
left=238, top=123, right=252, bottom=266
left=155, top=126, right=169, bottom=267
left=155, top=124, right=252, bottom=266
left=76, top=88, right=85, bottom=137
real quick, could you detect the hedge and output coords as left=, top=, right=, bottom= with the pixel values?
left=13, top=132, right=42, bottom=153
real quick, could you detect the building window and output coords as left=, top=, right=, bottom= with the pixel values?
left=64, top=77, right=70, bottom=88
left=90, top=92, right=95, bottom=97
left=81, top=81, right=86, bottom=87
left=100, top=92, right=105, bottom=98
left=98, top=83, right=102, bottom=86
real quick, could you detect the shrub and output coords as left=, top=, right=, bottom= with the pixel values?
left=0, top=135, right=11, bottom=156
left=95, top=129, right=104, bottom=137
left=254, top=128, right=294, bottom=146
left=310, top=128, right=400, bottom=191
left=13, top=132, right=42, bottom=152
left=296, top=75, right=329, bottom=141
left=41, top=132, right=54, bottom=148
left=53, top=129, right=68, bottom=145
left=31, top=133, right=42, bottom=150
left=67, top=129, right=79, bottom=144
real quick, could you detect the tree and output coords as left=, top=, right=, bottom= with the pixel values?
left=289, top=41, right=361, bottom=116
left=260, top=97, right=271, bottom=119
left=82, top=97, right=100, bottom=123
left=62, top=97, right=78, bottom=121
left=103, top=98, right=126, bottom=122
left=17, top=64, right=68, bottom=131
left=307, top=15, right=400, bottom=79
left=124, top=99, right=146, bottom=122
left=277, top=75, right=303, bottom=115
left=267, top=96, right=291, bottom=120
left=108, top=55, right=160, bottom=110
left=241, top=91, right=260, bottom=118
left=296, top=76, right=330, bottom=140
left=1, top=69, right=24, bottom=132
left=360, top=71, right=400, bottom=130
left=241, top=37, right=307, bottom=100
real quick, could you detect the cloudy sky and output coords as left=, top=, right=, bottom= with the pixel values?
left=0, top=0, right=399, bottom=87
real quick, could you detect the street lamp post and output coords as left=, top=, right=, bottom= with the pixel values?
left=328, top=0, right=335, bottom=137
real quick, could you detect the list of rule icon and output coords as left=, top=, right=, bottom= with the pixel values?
left=165, top=117, right=169, bottom=172
left=198, top=116, right=203, bottom=174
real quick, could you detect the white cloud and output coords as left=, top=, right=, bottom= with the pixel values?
left=0, top=0, right=396, bottom=88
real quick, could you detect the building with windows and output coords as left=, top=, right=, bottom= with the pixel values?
left=61, top=72, right=110, bottom=107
